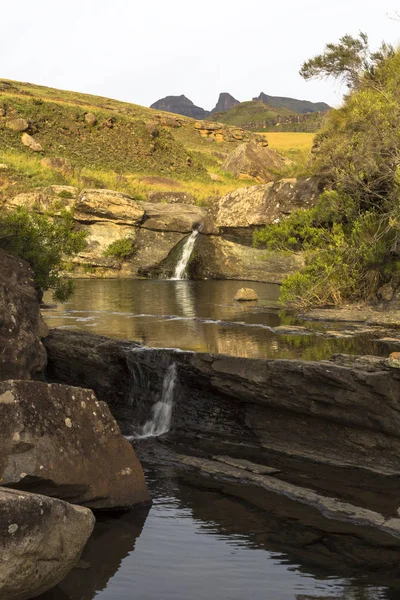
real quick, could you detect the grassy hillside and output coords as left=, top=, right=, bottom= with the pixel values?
left=212, top=101, right=324, bottom=132
left=0, top=80, right=274, bottom=205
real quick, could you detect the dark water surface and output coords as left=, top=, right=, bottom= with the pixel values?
left=38, top=464, right=399, bottom=600
left=39, top=279, right=400, bottom=599
left=43, top=279, right=392, bottom=360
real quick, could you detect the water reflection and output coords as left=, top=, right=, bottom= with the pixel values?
left=37, top=465, right=399, bottom=600
left=43, top=280, right=392, bottom=360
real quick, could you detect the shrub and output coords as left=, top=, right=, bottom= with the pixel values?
left=0, top=207, right=86, bottom=302
left=103, top=237, right=137, bottom=261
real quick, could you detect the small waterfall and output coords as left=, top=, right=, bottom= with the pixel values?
left=135, top=363, right=177, bottom=439
left=171, top=229, right=199, bottom=280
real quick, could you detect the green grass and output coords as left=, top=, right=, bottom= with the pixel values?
left=0, top=79, right=312, bottom=204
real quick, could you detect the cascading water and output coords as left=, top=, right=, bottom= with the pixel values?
left=171, top=229, right=199, bottom=280
left=134, top=363, right=177, bottom=439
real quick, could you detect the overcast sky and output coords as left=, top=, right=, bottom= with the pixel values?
left=2, top=0, right=400, bottom=111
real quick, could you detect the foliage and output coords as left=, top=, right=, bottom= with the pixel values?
left=103, top=237, right=137, bottom=261
left=300, top=32, right=394, bottom=89
left=255, top=39, right=400, bottom=309
left=0, top=207, right=86, bottom=302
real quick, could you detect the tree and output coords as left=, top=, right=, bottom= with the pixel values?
left=0, top=207, right=87, bottom=302
left=299, top=32, right=394, bottom=89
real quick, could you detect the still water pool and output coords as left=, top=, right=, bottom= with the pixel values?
left=43, top=278, right=391, bottom=360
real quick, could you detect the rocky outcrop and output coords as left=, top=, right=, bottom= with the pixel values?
left=208, top=177, right=322, bottom=235
left=222, top=141, right=286, bottom=182
left=0, top=250, right=47, bottom=380
left=211, top=93, right=240, bottom=114
left=150, top=95, right=210, bottom=119
left=140, top=202, right=206, bottom=233
left=5, top=177, right=321, bottom=282
left=0, top=379, right=150, bottom=509
left=0, top=487, right=94, bottom=600
left=44, top=329, right=400, bottom=478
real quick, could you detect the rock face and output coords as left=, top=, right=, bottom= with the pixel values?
left=211, top=177, right=322, bottom=234
left=150, top=95, right=210, bottom=119
left=0, top=379, right=150, bottom=509
left=0, top=487, right=94, bottom=600
left=222, top=141, right=286, bottom=182
left=44, top=330, right=400, bottom=478
left=0, top=250, right=47, bottom=380
left=211, top=93, right=240, bottom=114
left=5, top=178, right=321, bottom=282
left=75, top=189, right=145, bottom=225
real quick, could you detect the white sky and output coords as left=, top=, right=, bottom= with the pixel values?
left=2, top=0, right=400, bottom=110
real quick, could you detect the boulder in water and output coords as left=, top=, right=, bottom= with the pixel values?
left=234, top=287, right=258, bottom=301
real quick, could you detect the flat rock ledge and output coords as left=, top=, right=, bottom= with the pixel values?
left=0, top=487, right=94, bottom=600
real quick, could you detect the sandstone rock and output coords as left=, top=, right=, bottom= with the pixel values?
left=222, top=141, right=286, bottom=182
left=188, top=235, right=304, bottom=283
left=378, top=283, right=394, bottom=302
left=0, top=487, right=94, bottom=600
left=234, top=287, right=258, bottom=301
left=146, top=190, right=196, bottom=205
left=211, top=177, right=322, bottom=233
left=0, top=163, right=8, bottom=170
left=209, top=173, right=222, bottom=181
left=84, top=112, right=97, bottom=126
left=195, top=121, right=223, bottom=131
left=0, top=379, right=151, bottom=509
left=6, top=117, right=28, bottom=132
left=141, top=202, right=206, bottom=233
left=21, top=132, right=43, bottom=151
left=7, top=186, right=77, bottom=213
left=75, top=189, right=145, bottom=225
left=0, top=250, right=47, bottom=380
left=41, top=156, right=73, bottom=174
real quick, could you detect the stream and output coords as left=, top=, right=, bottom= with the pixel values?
left=40, top=279, right=400, bottom=600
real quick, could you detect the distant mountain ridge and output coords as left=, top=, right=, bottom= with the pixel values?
left=150, top=95, right=209, bottom=120
left=253, top=92, right=330, bottom=114
left=150, top=91, right=330, bottom=132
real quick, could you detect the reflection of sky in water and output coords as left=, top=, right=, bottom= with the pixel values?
left=43, top=279, right=392, bottom=360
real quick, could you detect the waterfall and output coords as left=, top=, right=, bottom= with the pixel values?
left=171, top=229, right=199, bottom=280
left=135, top=363, right=177, bottom=439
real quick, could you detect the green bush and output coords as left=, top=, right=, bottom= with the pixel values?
left=103, top=237, right=137, bottom=261
left=0, top=206, right=86, bottom=302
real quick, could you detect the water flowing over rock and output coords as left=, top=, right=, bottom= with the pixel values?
left=134, top=363, right=177, bottom=438
left=0, top=250, right=47, bottom=381
left=0, top=379, right=150, bottom=510
left=0, top=487, right=94, bottom=600
left=172, top=229, right=199, bottom=279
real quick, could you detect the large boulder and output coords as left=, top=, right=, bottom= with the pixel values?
left=0, top=487, right=94, bottom=600
left=222, top=141, right=286, bottom=182
left=0, top=380, right=150, bottom=510
left=0, top=250, right=47, bottom=380
left=141, top=202, right=206, bottom=233
left=6, top=118, right=28, bottom=132
left=6, top=186, right=77, bottom=213
left=209, top=177, right=322, bottom=235
left=74, top=189, right=145, bottom=225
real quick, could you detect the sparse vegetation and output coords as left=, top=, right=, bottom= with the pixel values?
left=103, top=237, right=137, bottom=262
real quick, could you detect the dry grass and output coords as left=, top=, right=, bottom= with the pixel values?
left=263, top=132, right=315, bottom=154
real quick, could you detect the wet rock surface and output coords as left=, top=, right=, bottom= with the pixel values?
left=0, top=487, right=94, bottom=600
left=0, top=379, right=150, bottom=510
left=0, top=250, right=47, bottom=380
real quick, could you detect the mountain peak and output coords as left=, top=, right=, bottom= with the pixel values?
left=211, top=93, right=240, bottom=114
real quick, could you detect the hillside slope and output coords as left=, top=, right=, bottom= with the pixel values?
left=0, top=79, right=281, bottom=204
